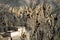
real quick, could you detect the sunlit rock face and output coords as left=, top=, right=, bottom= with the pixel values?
left=0, top=0, right=60, bottom=40
left=4, top=27, right=30, bottom=40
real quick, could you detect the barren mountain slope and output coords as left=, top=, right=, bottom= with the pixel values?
left=0, top=0, right=60, bottom=40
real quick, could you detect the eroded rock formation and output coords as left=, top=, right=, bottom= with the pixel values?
left=0, top=0, right=60, bottom=40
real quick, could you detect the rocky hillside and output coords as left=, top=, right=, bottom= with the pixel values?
left=0, top=0, right=60, bottom=40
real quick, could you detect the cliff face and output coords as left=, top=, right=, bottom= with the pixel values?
left=0, top=0, right=60, bottom=40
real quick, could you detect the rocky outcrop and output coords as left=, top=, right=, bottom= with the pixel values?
left=0, top=0, right=60, bottom=40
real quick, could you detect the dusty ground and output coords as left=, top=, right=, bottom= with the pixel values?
left=0, top=0, right=60, bottom=40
